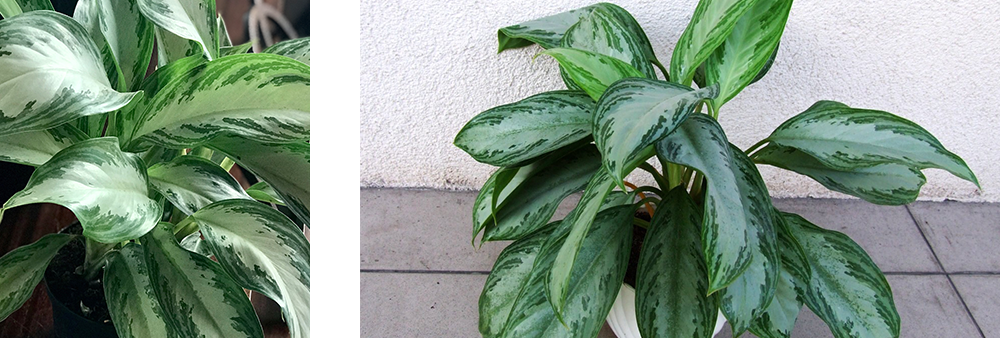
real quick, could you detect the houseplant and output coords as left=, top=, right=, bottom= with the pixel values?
left=454, top=1, right=978, bottom=338
left=0, top=0, right=310, bottom=337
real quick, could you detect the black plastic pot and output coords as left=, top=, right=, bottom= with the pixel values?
left=44, top=281, right=118, bottom=338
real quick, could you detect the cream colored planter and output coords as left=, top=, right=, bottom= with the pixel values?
left=605, top=284, right=727, bottom=338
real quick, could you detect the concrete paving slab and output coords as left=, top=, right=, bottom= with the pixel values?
left=714, top=275, right=979, bottom=338
left=952, top=275, right=999, bottom=337
left=772, top=199, right=940, bottom=273
left=361, top=188, right=576, bottom=271
left=909, top=201, right=1000, bottom=272
left=361, top=272, right=485, bottom=337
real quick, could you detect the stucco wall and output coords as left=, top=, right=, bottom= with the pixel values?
left=360, top=0, right=998, bottom=202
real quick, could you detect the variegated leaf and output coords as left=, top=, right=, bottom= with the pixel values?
left=246, top=181, right=286, bottom=206
left=537, top=47, right=645, bottom=101
left=703, top=0, right=791, bottom=107
left=208, top=136, right=309, bottom=226
left=220, top=40, right=253, bottom=57
left=0, top=11, right=137, bottom=137
left=179, top=231, right=212, bottom=257
left=0, top=0, right=52, bottom=18
left=104, top=244, right=171, bottom=338
left=0, top=234, right=73, bottom=321
left=0, top=137, right=161, bottom=243
left=754, top=144, right=927, bottom=205
left=749, top=215, right=810, bottom=338
left=502, top=205, right=631, bottom=337
left=74, top=0, right=156, bottom=92
left=636, top=187, right=720, bottom=338
left=191, top=199, right=310, bottom=338
left=482, top=144, right=601, bottom=241
left=653, top=114, right=749, bottom=294
left=262, top=36, right=310, bottom=65
left=560, top=7, right=655, bottom=79
left=479, top=222, right=557, bottom=338
left=670, top=0, right=758, bottom=85
left=454, top=91, right=594, bottom=167
left=767, top=100, right=978, bottom=186
left=217, top=13, right=232, bottom=47
left=153, top=26, right=202, bottom=66
left=544, top=168, right=616, bottom=315
left=781, top=211, right=901, bottom=338
left=147, top=155, right=251, bottom=215
left=113, top=55, right=204, bottom=146
left=128, top=54, right=309, bottom=149
left=718, top=143, right=779, bottom=335
left=137, top=0, right=219, bottom=60
left=0, top=124, right=87, bottom=166
left=141, top=222, right=264, bottom=337
left=595, top=78, right=718, bottom=185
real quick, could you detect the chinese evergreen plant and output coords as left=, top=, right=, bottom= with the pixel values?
left=0, top=0, right=310, bottom=337
left=454, top=2, right=978, bottom=338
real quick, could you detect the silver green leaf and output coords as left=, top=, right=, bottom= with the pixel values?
left=560, top=7, right=655, bottom=79
left=153, top=26, right=203, bottom=66
left=262, top=36, right=310, bottom=65
left=749, top=216, right=810, bottom=338
left=137, top=0, right=219, bottom=60
left=147, top=155, right=252, bottom=215
left=479, top=222, right=558, bottom=338
left=0, top=137, right=161, bottom=243
left=128, top=54, right=309, bottom=149
left=220, top=40, right=253, bottom=57
left=754, top=144, right=927, bottom=205
left=454, top=90, right=594, bottom=167
left=141, top=222, right=264, bottom=337
left=703, top=0, right=791, bottom=107
left=670, top=0, right=758, bottom=85
left=502, top=205, right=632, bottom=337
left=74, top=0, right=156, bottom=92
left=0, top=11, right=138, bottom=137
left=0, top=0, right=52, bottom=18
left=208, top=136, right=309, bottom=226
left=0, top=234, right=73, bottom=322
left=104, top=244, right=171, bottom=338
left=217, top=13, right=231, bottom=46
left=482, top=144, right=602, bottom=241
left=538, top=47, right=645, bottom=101
left=595, top=78, right=718, bottom=185
left=0, top=124, right=87, bottom=166
left=636, top=187, right=720, bottom=338
left=191, top=199, right=310, bottom=338
left=246, top=181, right=286, bottom=206
left=782, top=211, right=901, bottom=338
left=766, top=100, right=978, bottom=187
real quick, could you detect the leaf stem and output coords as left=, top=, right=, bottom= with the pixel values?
left=745, top=139, right=769, bottom=158
left=623, top=181, right=656, bottom=216
left=637, top=162, right=669, bottom=191
left=690, top=172, right=706, bottom=200
left=82, top=238, right=115, bottom=281
left=632, top=217, right=650, bottom=229
left=220, top=157, right=236, bottom=172
left=652, top=60, right=669, bottom=81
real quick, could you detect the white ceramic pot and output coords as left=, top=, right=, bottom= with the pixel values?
left=605, top=284, right=727, bottom=338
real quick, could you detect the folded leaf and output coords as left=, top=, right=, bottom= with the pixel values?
left=670, top=0, right=758, bottom=85
left=140, top=222, right=264, bottom=338
left=246, top=181, right=286, bottom=206
left=192, top=200, right=310, bottom=338
left=208, top=136, right=309, bottom=226
left=263, top=37, right=310, bottom=65
left=454, top=91, right=594, bottom=167
left=129, top=54, right=309, bottom=149
left=596, top=78, right=718, bottom=185
left=754, top=144, right=927, bottom=205
left=766, top=100, right=978, bottom=187
left=479, top=222, right=558, bottom=338
left=538, top=47, right=645, bottom=101
left=0, top=11, right=137, bottom=137
left=636, top=187, right=720, bottom=338
left=147, top=155, right=252, bottom=215
left=0, top=124, right=87, bottom=166
left=1, top=137, right=161, bottom=243
left=781, top=211, right=900, bottom=338
left=104, top=244, right=171, bottom=338
left=703, top=0, right=791, bottom=107
left=74, top=0, right=156, bottom=92
left=0, top=234, right=73, bottom=321
left=561, top=7, right=656, bottom=79
left=503, top=205, right=631, bottom=337
left=137, top=0, right=219, bottom=60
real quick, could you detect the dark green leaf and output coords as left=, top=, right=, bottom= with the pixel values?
left=479, top=222, right=558, bottom=338
left=0, top=234, right=72, bottom=321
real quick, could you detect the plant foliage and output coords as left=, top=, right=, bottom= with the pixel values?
left=0, top=0, right=309, bottom=336
left=455, top=2, right=978, bottom=338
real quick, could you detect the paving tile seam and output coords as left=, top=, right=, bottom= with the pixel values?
left=905, top=204, right=986, bottom=338
left=361, top=269, right=491, bottom=275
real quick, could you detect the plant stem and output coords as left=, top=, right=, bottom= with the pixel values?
left=637, top=162, right=669, bottom=191
left=690, top=172, right=706, bottom=200
left=653, top=60, right=669, bottom=81
left=173, top=216, right=199, bottom=241
left=83, top=238, right=115, bottom=281
left=632, top=217, right=650, bottom=229
left=190, top=146, right=213, bottom=159
left=707, top=101, right=720, bottom=119
left=745, top=139, right=769, bottom=158
left=220, top=157, right=236, bottom=172
left=623, top=181, right=656, bottom=216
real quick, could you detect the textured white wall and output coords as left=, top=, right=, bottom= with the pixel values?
left=361, top=0, right=999, bottom=202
